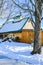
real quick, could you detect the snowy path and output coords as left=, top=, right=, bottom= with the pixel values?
left=0, top=41, right=43, bottom=65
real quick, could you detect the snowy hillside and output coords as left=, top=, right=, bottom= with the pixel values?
left=0, top=41, right=43, bottom=65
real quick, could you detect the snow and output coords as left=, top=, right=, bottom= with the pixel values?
left=0, top=41, right=43, bottom=65
left=0, top=18, right=28, bottom=33
left=6, top=46, right=32, bottom=52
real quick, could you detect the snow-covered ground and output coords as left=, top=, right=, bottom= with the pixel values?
left=0, top=41, right=43, bottom=65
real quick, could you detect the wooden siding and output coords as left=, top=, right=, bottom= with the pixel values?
left=13, top=30, right=43, bottom=45
left=41, top=31, right=43, bottom=45
left=13, top=30, right=34, bottom=43
left=0, top=30, right=43, bottom=45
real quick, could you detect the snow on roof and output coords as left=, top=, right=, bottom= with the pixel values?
left=0, top=18, right=28, bottom=34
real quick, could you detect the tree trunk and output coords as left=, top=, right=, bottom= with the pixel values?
left=41, top=0, right=43, bottom=3
left=31, top=0, right=42, bottom=54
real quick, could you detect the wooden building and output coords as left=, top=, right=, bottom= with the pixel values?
left=13, top=20, right=34, bottom=44
left=0, top=17, right=43, bottom=45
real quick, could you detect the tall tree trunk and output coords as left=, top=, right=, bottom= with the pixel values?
left=31, top=0, right=42, bottom=54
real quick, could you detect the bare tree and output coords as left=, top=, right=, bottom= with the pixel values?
left=12, top=0, right=43, bottom=54
left=31, top=0, right=42, bottom=54
left=0, top=0, right=43, bottom=54
left=0, top=0, right=21, bottom=28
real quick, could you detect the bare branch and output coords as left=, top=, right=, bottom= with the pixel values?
left=12, top=0, right=34, bottom=13
left=1, top=8, right=14, bottom=29
left=41, top=17, right=43, bottom=20
left=0, top=0, right=8, bottom=16
left=30, top=0, right=35, bottom=7
left=0, top=0, right=3, bottom=8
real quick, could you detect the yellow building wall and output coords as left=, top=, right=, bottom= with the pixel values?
left=0, top=30, right=43, bottom=45
left=13, top=30, right=34, bottom=43
left=23, top=21, right=34, bottom=29
left=13, top=30, right=43, bottom=45
left=41, top=31, right=43, bottom=45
